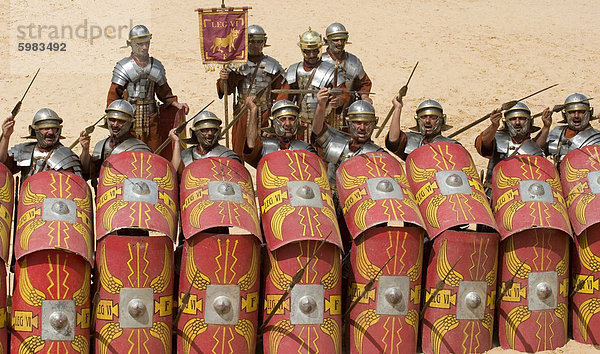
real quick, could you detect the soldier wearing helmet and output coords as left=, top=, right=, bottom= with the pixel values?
left=475, top=102, right=551, bottom=194
left=80, top=99, right=151, bottom=180
left=312, top=88, right=384, bottom=185
left=0, top=109, right=82, bottom=179
left=322, top=22, right=372, bottom=106
left=244, top=97, right=316, bottom=168
left=546, top=93, right=600, bottom=163
left=169, top=110, right=240, bottom=170
left=217, top=24, right=284, bottom=159
left=276, top=27, right=349, bottom=140
left=107, top=24, right=189, bottom=151
left=385, top=96, right=459, bottom=161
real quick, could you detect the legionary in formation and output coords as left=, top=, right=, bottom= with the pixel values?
left=79, top=99, right=150, bottom=180
left=385, top=96, right=459, bottom=161
left=321, top=22, right=373, bottom=105
left=276, top=28, right=347, bottom=138
left=312, top=87, right=384, bottom=185
left=107, top=24, right=189, bottom=151
left=244, top=97, right=316, bottom=167
left=169, top=110, right=240, bottom=170
left=546, top=92, right=600, bottom=164
left=0, top=108, right=82, bottom=178
left=475, top=102, right=552, bottom=192
left=217, top=24, right=284, bottom=158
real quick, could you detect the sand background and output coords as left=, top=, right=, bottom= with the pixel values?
left=1, top=0, right=600, bottom=352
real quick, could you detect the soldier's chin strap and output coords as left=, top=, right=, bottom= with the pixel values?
left=420, top=255, right=462, bottom=320
left=258, top=232, right=332, bottom=334
left=343, top=254, right=395, bottom=319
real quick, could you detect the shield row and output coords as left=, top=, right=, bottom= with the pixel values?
left=2, top=145, right=600, bottom=353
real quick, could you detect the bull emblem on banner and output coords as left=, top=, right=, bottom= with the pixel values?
left=211, top=28, right=241, bottom=55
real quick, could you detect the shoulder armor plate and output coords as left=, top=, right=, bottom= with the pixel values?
left=261, top=136, right=281, bottom=157
left=262, top=56, right=284, bottom=75
left=312, top=61, right=335, bottom=88
left=404, top=132, right=424, bottom=156
left=47, top=145, right=83, bottom=176
left=343, top=52, right=366, bottom=80
left=9, top=142, right=36, bottom=167
left=148, top=57, right=167, bottom=86
left=181, top=147, right=195, bottom=167
left=112, top=138, right=152, bottom=155
left=315, top=126, right=350, bottom=164
left=285, top=62, right=301, bottom=85
left=289, top=140, right=317, bottom=154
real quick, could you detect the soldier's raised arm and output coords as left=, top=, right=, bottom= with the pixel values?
left=475, top=108, right=501, bottom=157
left=0, top=116, right=15, bottom=164
left=312, top=88, right=330, bottom=137
left=534, top=107, right=552, bottom=149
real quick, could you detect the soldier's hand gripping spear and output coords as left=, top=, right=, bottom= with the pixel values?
left=375, top=61, right=418, bottom=138
left=448, top=83, right=559, bottom=139
left=420, top=256, right=462, bottom=320
left=343, top=255, right=395, bottom=318
left=69, top=115, right=106, bottom=150
left=154, top=99, right=215, bottom=155
left=10, top=68, right=40, bottom=119
left=258, top=232, right=332, bottom=334
left=495, top=259, right=527, bottom=306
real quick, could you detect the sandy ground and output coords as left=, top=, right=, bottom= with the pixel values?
left=1, top=0, right=600, bottom=352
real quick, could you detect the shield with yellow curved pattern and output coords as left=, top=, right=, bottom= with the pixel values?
left=179, top=157, right=261, bottom=240
left=405, top=142, right=495, bottom=239
left=571, top=224, right=600, bottom=344
left=0, top=163, right=13, bottom=264
left=15, top=171, right=93, bottom=264
left=262, top=241, right=342, bottom=354
left=176, top=234, right=261, bottom=353
left=336, top=152, right=424, bottom=238
left=256, top=149, right=342, bottom=250
left=560, top=145, right=600, bottom=235
left=492, top=155, right=571, bottom=239
left=559, top=146, right=600, bottom=344
left=348, top=226, right=424, bottom=354
left=96, top=151, right=178, bottom=239
left=258, top=150, right=342, bottom=353
left=0, top=164, right=12, bottom=354
left=420, top=230, right=499, bottom=354
left=497, top=230, right=570, bottom=351
left=11, top=171, right=93, bottom=353
left=93, top=235, right=173, bottom=353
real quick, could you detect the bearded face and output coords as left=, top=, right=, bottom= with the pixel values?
left=195, top=128, right=219, bottom=150
left=35, top=127, right=59, bottom=149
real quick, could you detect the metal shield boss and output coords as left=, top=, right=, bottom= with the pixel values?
left=336, top=152, right=425, bottom=238
left=256, top=150, right=343, bottom=353
left=492, top=155, right=571, bottom=351
left=96, top=150, right=179, bottom=239
left=0, top=164, right=13, bottom=353
left=177, top=157, right=262, bottom=353
left=420, top=231, right=499, bottom=354
left=94, top=235, right=174, bottom=353
left=405, top=142, right=496, bottom=238
left=559, top=146, right=600, bottom=343
left=12, top=171, right=93, bottom=353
